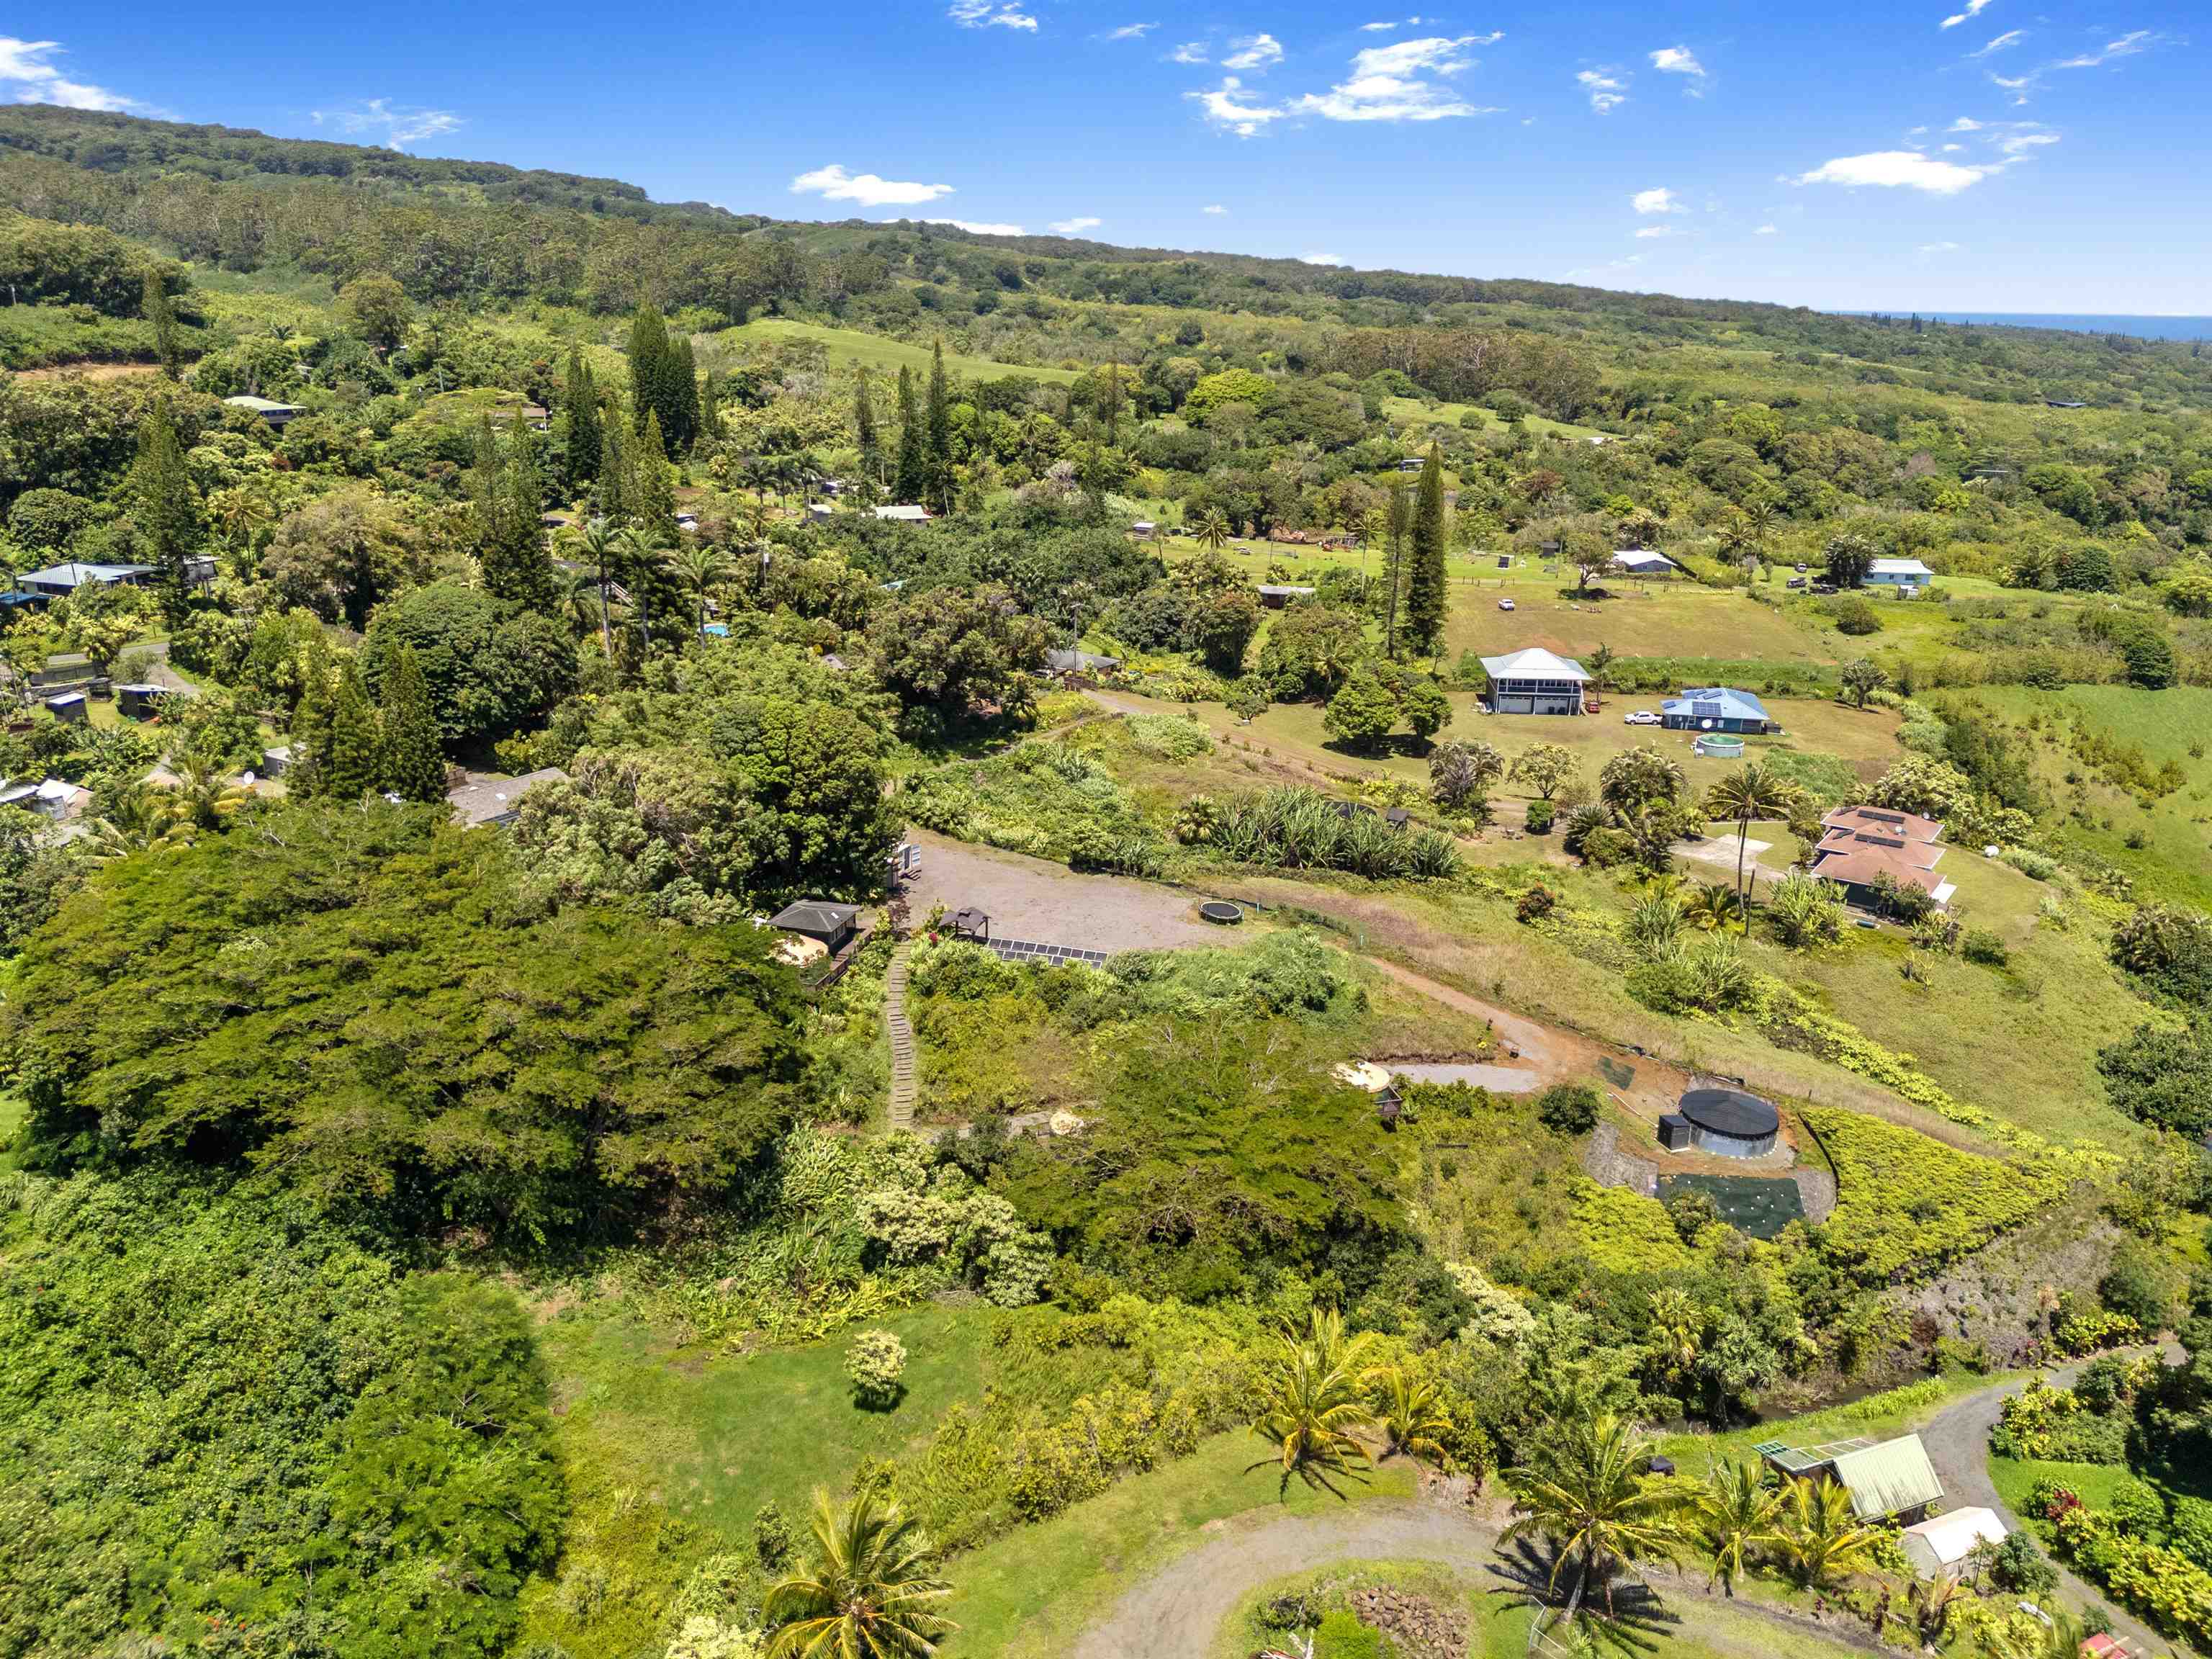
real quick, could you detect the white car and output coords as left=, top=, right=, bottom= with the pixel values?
left=1624, top=711, right=1661, bottom=726
left=1498, top=598, right=1516, bottom=611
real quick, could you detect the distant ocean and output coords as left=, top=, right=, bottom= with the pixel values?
left=1842, top=312, right=2212, bottom=343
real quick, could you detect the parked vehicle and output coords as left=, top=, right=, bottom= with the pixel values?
left=1624, top=710, right=1660, bottom=726
left=1498, top=598, right=1516, bottom=611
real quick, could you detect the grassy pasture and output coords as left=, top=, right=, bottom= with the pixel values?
left=714, top=317, right=1082, bottom=384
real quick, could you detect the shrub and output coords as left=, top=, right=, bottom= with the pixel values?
left=1767, top=871, right=1845, bottom=948
left=2110, top=904, right=2212, bottom=1004
left=845, top=1328, right=908, bottom=1408
left=2100, top=1238, right=2181, bottom=1330
left=1535, top=1082, right=1603, bottom=1136
left=1516, top=884, right=1556, bottom=922
left=1124, top=712, right=1213, bottom=760
left=1961, top=929, right=2009, bottom=966
left=2172, top=1497, right=2212, bottom=1573
left=1830, top=595, right=1884, bottom=635
left=2005, top=847, right=2058, bottom=881
left=1523, top=799, right=1555, bottom=835
left=1992, top=1531, right=2059, bottom=1598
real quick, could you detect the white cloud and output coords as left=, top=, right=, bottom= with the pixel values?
left=1578, top=68, right=1628, bottom=113
left=1298, top=253, right=1349, bottom=266
left=1650, top=45, right=1705, bottom=77
left=1203, top=203, right=1229, bottom=215
left=1918, top=240, right=1964, bottom=255
left=1633, top=186, right=1685, bottom=215
left=1969, top=30, right=2024, bottom=57
left=791, top=163, right=955, bottom=207
left=1948, top=116, right=1983, bottom=131
left=1168, top=42, right=1209, bottom=64
left=1222, top=33, right=1285, bottom=71
left=1292, top=35, right=1496, bottom=122
left=1190, top=76, right=1284, bottom=136
left=0, top=37, right=138, bottom=111
left=2056, top=30, right=2153, bottom=69
left=1754, top=224, right=1780, bottom=235
left=1634, top=225, right=1681, bottom=239
left=1105, top=23, right=1155, bottom=40
left=1995, top=128, right=2059, bottom=160
left=1940, top=0, right=1994, bottom=29
left=1990, top=71, right=2035, bottom=102
left=948, top=1, right=1038, bottom=31
left=1050, top=215, right=1102, bottom=234
left=925, top=217, right=1027, bottom=235
left=1794, top=150, right=1989, bottom=193
left=311, top=98, right=462, bottom=148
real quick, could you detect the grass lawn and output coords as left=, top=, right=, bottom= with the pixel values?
left=519, top=1298, right=998, bottom=1653
left=1989, top=1455, right=2142, bottom=1521
left=1382, top=393, right=1611, bottom=444
left=1439, top=575, right=1832, bottom=670
left=712, top=318, right=1082, bottom=384
left=941, top=1438, right=1420, bottom=1658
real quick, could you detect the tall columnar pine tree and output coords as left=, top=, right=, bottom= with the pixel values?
left=626, top=305, right=699, bottom=454
left=854, top=370, right=883, bottom=498
left=670, top=333, right=702, bottom=452
left=143, top=269, right=181, bottom=379
left=287, top=631, right=336, bottom=799
left=323, top=662, right=382, bottom=800
left=925, top=340, right=954, bottom=515
left=1382, top=482, right=1412, bottom=658
left=636, top=412, right=678, bottom=536
left=892, top=365, right=927, bottom=505
left=129, top=395, right=201, bottom=619
left=475, top=416, right=559, bottom=612
left=562, top=346, right=602, bottom=488
left=599, top=422, right=632, bottom=522
left=1404, top=443, right=1449, bottom=659
left=375, top=643, right=446, bottom=803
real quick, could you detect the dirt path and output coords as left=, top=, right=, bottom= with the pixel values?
left=1070, top=1503, right=1489, bottom=1659
left=1920, top=1349, right=2188, bottom=1659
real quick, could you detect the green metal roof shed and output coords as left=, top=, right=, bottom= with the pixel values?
left=1829, top=1435, right=1944, bottom=1521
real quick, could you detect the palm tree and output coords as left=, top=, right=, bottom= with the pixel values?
left=1681, top=882, right=1747, bottom=934
left=742, top=491, right=778, bottom=543
left=1773, top=1477, right=1884, bottom=1593
left=551, top=567, right=605, bottom=643
left=764, top=1486, right=956, bottom=1659
left=1692, top=1458, right=1781, bottom=1596
left=557, top=516, right=621, bottom=660
left=1701, top=763, right=1801, bottom=915
left=671, top=541, right=734, bottom=639
left=1971, top=1601, right=2087, bottom=1659
left=607, top=523, right=666, bottom=651
left=1197, top=505, right=1232, bottom=554
left=1246, top=1308, right=1377, bottom=1499
left=1503, top=1412, right=1688, bottom=1651
left=158, top=754, right=253, bottom=837
left=1364, top=1362, right=1451, bottom=1466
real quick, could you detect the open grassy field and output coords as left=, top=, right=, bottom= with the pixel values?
left=1655, top=1372, right=1992, bottom=1473
left=713, top=317, right=1083, bottom=383
left=1972, top=683, right=2212, bottom=909
left=1381, top=392, right=1611, bottom=444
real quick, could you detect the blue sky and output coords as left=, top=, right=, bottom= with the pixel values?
left=4, top=3, right=2201, bottom=313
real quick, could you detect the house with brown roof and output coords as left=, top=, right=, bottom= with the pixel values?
left=1809, top=806, right=1956, bottom=911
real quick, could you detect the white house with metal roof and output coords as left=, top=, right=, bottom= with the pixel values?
left=1480, top=648, right=1591, bottom=716
left=1863, top=557, right=1936, bottom=594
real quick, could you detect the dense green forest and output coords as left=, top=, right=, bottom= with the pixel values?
left=0, top=107, right=2208, bottom=1659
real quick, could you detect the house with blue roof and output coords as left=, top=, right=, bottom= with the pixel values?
left=1662, top=687, right=1775, bottom=734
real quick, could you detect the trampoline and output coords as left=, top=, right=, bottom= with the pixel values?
left=1674, top=1087, right=1781, bottom=1158
left=1200, top=901, right=1244, bottom=925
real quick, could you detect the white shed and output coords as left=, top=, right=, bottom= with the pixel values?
left=1899, top=1506, right=2008, bottom=1579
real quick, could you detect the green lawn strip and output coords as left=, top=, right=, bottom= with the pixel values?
left=1988, top=1453, right=2143, bottom=1521
left=1654, top=1370, right=2005, bottom=1473
left=1208, top=1559, right=1473, bottom=1659
left=940, top=1436, right=1420, bottom=1658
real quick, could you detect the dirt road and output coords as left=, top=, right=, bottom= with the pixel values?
left=899, top=829, right=1222, bottom=951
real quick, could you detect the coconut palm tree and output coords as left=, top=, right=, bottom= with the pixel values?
left=1246, top=1308, right=1377, bottom=1499
left=764, top=1485, right=955, bottom=1659
left=1364, top=1362, right=1452, bottom=1467
left=1692, top=1457, right=1782, bottom=1596
left=1773, top=1477, right=1884, bottom=1593
left=1502, top=1411, right=1688, bottom=1652
left=550, top=567, right=605, bottom=643
left=158, top=754, right=253, bottom=837
left=1701, top=763, right=1801, bottom=915
left=557, top=515, right=621, bottom=660
left=671, top=541, right=734, bottom=639
left=1197, top=505, right=1232, bottom=554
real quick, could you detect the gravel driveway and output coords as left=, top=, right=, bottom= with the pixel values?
left=898, top=828, right=1223, bottom=952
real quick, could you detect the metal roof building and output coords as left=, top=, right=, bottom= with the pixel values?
left=1662, top=687, right=1773, bottom=734
left=1758, top=1433, right=1945, bottom=1522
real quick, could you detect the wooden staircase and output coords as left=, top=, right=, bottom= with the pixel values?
left=885, top=943, right=917, bottom=1131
